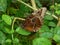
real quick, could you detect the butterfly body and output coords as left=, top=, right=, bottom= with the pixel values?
left=22, top=7, right=47, bottom=32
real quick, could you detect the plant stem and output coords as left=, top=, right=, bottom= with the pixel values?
left=11, top=18, right=16, bottom=45
left=15, top=17, right=25, bottom=21
left=12, top=17, right=25, bottom=31
left=46, top=12, right=58, bottom=20
left=57, top=18, right=60, bottom=26
left=18, top=0, right=37, bottom=10
left=11, top=17, right=25, bottom=44
left=18, top=0, right=58, bottom=20
left=31, top=0, right=37, bottom=11
left=52, top=14, right=58, bottom=20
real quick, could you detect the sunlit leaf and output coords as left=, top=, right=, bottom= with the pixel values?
left=2, top=14, right=12, bottom=25
left=5, top=39, right=12, bottom=43
left=53, top=34, right=60, bottom=42
left=33, top=38, right=51, bottom=45
left=5, top=39, right=12, bottom=45
left=4, top=27, right=14, bottom=34
left=55, top=10, right=60, bottom=15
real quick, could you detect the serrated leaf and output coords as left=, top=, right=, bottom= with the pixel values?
left=48, top=22, right=56, bottom=27
left=2, top=14, right=12, bottom=25
left=40, top=32, right=53, bottom=38
left=0, top=0, right=7, bottom=12
left=16, top=27, right=31, bottom=35
left=44, top=15, right=53, bottom=20
left=33, top=38, right=51, bottom=45
left=0, top=31, right=6, bottom=44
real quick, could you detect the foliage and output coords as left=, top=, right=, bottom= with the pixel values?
left=2, top=14, right=12, bottom=25
left=50, top=3, right=60, bottom=16
left=0, top=0, right=60, bottom=45
left=33, top=38, right=51, bottom=45
left=0, top=0, right=7, bottom=12
left=16, top=27, right=31, bottom=35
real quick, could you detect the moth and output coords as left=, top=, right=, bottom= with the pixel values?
left=22, top=7, right=47, bottom=32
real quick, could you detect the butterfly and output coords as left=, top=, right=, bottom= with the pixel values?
left=22, top=7, right=47, bottom=32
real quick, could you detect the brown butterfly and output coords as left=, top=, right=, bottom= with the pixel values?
left=22, top=7, right=47, bottom=32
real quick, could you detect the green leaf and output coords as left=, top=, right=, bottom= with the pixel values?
left=4, top=27, right=14, bottom=34
left=0, top=22, right=4, bottom=30
left=53, top=26, right=60, bottom=42
left=13, top=38, right=22, bottom=45
left=5, top=39, right=12, bottom=43
left=39, top=25, right=50, bottom=32
left=10, top=30, right=14, bottom=34
left=44, top=15, right=53, bottom=20
left=13, top=38, right=19, bottom=43
left=53, top=35, right=60, bottom=42
left=4, top=27, right=10, bottom=33
left=2, top=14, right=12, bottom=25
left=55, top=10, right=60, bottom=15
left=35, top=0, right=42, bottom=8
left=33, top=38, right=51, bottom=45
left=50, top=5, right=54, bottom=9
left=9, top=7, right=17, bottom=15
left=48, top=22, right=56, bottom=27
left=40, top=32, right=53, bottom=39
left=16, top=3, right=32, bottom=18
left=0, top=0, right=7, bottom=12
left=16, top=27, right=31, bottom=35
left=44, top=20, right=49, bottom=25
left=0, top=31, right=6, bottom=44
left=54, top=26, right=60, bottom=35
left=5, top=39, right=12, bottom=45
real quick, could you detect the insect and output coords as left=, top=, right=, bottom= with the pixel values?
left=22, top=7, right=47, bottom=32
